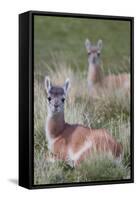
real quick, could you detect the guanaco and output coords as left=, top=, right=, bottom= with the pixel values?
left=85, top=38, right=130, bottom=96
left=44, top=76, right=122, bottom=167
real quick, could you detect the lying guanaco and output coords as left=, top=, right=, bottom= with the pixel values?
left=45, top=76, right=122, bottom=167
left=85, top=38, right=130, bottom=96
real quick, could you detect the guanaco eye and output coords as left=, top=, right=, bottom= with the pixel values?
left=47, top=97, right=51, bottom=102
left=61, top=98, right=65, bottom=103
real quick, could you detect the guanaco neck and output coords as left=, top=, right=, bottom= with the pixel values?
left=88, top=63, right=102, bottom=85
left=46, top=111, right=66, bottom=139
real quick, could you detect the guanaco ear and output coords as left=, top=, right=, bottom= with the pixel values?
left=63, top=78, right=70, bottom=95
left=97, top=39, right=103, bottom=50
left=45, top=76, right=52, bottom=93
left=85, top=38, right=92, bottom=53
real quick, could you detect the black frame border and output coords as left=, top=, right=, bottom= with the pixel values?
left=19, top=10, right=134, bottom=189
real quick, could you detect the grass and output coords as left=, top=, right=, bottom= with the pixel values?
left=34, top=16, right=131, bottom=185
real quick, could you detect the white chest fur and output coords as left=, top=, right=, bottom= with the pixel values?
left=68, top=140, right=92, bottom=163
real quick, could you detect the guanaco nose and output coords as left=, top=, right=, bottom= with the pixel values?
left=92, top=56, right=96, bottom=64
left=54, top=104, right=59, bottom=108
left=54, top=99, right=59, bottom=108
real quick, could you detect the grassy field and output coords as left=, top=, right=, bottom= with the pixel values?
left=34, top=15, right=131, bottom=185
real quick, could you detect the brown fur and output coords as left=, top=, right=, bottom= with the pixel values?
left=88, top=65, right=130, bottom=97
left=102, top=73, right=130, bottom=89
left=47, top=117, right=122, bottom=166
left=45, top=77, right=123, bottom=167
left=88, top=64, right=102, bottom=84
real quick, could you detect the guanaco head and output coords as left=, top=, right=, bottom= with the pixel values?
left=85, top=39, right=103, bottom=65
left=45, top=76, right=70, bottom=115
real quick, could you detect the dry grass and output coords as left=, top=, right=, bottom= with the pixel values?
left=34, top=60, right=130, bottom=185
